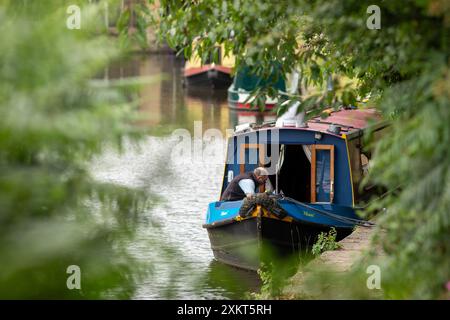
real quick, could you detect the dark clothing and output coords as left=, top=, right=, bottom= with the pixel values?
left=221, top=172, right=259, bottom=201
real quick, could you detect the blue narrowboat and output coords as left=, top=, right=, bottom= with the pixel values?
left=203, top=107, right=388, bottom=270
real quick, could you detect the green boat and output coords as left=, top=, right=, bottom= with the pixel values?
left=227, top=63, right=288, bottom=111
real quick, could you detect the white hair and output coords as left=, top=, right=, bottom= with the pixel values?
left=254, top=167, right=269, bottom=177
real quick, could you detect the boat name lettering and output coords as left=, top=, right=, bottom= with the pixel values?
left=303, top=211, right=315, bottom=217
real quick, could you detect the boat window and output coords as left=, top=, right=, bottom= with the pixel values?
left=227, top=170, right=234, bottom=183
left=311, top=145, right=335, bottom=203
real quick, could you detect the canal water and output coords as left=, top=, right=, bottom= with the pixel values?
left=91, top=54, right=277, bottom=299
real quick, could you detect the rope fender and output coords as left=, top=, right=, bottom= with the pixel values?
left=238, top=193, right=287, bottom=219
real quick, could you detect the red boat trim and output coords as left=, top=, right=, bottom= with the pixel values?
left=235, top=103, right=275, bottom=110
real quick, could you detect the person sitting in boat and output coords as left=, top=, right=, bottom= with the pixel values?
left=221, top=167, right=270, bottom=201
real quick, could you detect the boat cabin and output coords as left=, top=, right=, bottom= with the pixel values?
left=220, top=108, right=388, bottom=207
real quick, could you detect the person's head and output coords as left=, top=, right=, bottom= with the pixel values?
left=253, top=167, right=269, bottom=185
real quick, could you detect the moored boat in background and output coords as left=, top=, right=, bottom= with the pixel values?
left=184, top=44, right=234, bottom=89
left=227, top=63, right=290, bottom=111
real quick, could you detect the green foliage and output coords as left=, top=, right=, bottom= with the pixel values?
left=253, top=263, right=286, bottom=299
left=0, top=0, right=150, bottom=298
left=292, top=261, right=384, bottom=300
left=153, top=0, right=450, bottom=298
left=254, top=263, right=275, bottom=299
left=311, top=228, right=342, bottom=256
left=367, top=59, right=450, bottom=299
left=117, top=0, right=156, bottom=50
left=252, top=248, right=311, bottom=299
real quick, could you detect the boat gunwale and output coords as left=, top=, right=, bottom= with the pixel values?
left=202, top=213, right=355, bottom=230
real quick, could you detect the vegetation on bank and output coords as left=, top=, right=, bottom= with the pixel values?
left=311, top=228, right=342, bottom=256
left=150, top=0, right=450, bottom=299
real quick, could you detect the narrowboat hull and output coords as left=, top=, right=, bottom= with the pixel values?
left=204, top=213, right=352, bottom=271
left=184, top=65, right=232, bottom=88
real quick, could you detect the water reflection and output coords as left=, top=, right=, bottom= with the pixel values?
left=200, top=261, right=261, bottom=299
left=105, top=54, right=275, bottom=133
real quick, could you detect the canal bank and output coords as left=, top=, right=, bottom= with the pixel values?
left=282, top=224, right=385, bottom=299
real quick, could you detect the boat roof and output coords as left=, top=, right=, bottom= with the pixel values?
left=233, top=108, right=385, bottom=139
left=306, top=108, right=383, bottom=136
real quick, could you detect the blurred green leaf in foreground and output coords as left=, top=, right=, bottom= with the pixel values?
left=0, top=0, right=150, bottom=298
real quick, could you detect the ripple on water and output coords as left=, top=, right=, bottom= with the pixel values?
left=91, top=136, right=258, bottom=299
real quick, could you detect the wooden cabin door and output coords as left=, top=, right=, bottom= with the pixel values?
left=311, top=145, right=335, bottom=203
left=239, top=144, right=266, bottom=192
